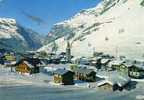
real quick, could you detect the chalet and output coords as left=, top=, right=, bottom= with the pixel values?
left=3, top=52, right=16, bottom=65
left=70, top=64, right=78, bottom=71
left=128, top=64, right=144, bottom=79
left=58, top=52, right=66, bottom=59
left=100, top=58, right=111, bottom=70
left=89, top=59, right=97, bottom=66
left=118, top=64, right=129, bottom=74
left=74, top=68, right=96, bottom=82
left=97, top=80, right=119, bottom=91
left=89, top=57, right=101, bottom=69
left=53, top=69, right=74, bottom=85
left=51, top=58, right=61, bottom=64
left=101, top=58, right=111, bottom=66
left=109, top=60, right=129, bottom=73
left=48, top=53, right=56, bottom=59
left=97, top=75, right=130, bottom=91
left=79, top=57, right=90, bottom=65
left=15, top=58, right=41, bottom=74
left=60, top=58, right=67, bottom=64
left=71, top=57, right=81, bottom=64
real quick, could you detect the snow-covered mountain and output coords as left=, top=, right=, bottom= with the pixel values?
left=0, top=18, right=43, bottom=53
left=40, top=0, right=144, bottom=60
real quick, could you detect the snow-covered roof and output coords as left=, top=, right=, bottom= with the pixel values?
left=23, top=61, right=35, bottom=68
left=108, top=59, right=125, bottom=67
left=122, top=62, right=133, bottom=68
left=74, top=68, right=96, bottom=75
left=97, top=80, right=114, bottom=86
left=97, top=75, right=130, bottom=87
left=111, top=60, right=124, bottom=65
left=131, top=63, right=144, bottom=70
left=101, top=58, right=110, bottom=64
left=54, top=69, right=73, bottom=75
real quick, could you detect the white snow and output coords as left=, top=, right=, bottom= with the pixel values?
left=40, top=0, right=144, bottom=60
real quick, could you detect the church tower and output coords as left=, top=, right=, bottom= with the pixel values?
left=66, top=41, right=71, bottom=63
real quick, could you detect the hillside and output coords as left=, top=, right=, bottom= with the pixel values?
left=40, top=0, right=144, bottom=60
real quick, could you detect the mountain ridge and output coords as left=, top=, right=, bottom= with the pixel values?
left=0, top=18, right=43, bottom=53
left=40, top=0, right=144, bottom=60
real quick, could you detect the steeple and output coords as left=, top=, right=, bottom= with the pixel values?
left=66, top=41, right=71, bottom=63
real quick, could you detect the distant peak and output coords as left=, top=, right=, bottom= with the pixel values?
left=0, top=18, right=16, bottom=24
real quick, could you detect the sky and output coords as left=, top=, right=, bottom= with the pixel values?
left=0, top=0, right=101, bottom=35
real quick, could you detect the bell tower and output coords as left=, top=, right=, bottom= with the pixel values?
left=66, top=41, right=71, bottom=63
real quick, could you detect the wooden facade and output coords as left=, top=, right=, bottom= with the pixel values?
left=74, top=68, right=96, bottom=82
left=128, top=65, right=144, bottom=79
left=98, top=83, right=119, bottom=91
left=53, top=69, right=74, bottom=85
left=16, top=62, right=31, bottom=73
left=98, top=78, right=130, bottom=91
left=15, top=58, right=40, bottom=74
left=112, top=64, right=128, bottom=74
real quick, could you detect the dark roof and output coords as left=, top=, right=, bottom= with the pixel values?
left=54, top=69, right=73, bottom=76
left=74, top=68, right=96, bottom=75
left=129, top=64, right=144, bottom=70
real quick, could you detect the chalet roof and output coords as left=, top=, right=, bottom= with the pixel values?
left=123, top=63, right=132, bottom=67
left=130, top=63, right=144, bottom=70
left=101, top=58, right=111, bottom=64
left=23, top=61, right=35, bottom=68
left=108, top=59, right=125, bottom=67
left=15, top=57, right=41, bottom=67
left=74, top=68, right=96, bottom=75
left=110, top=60, right=124, bottom=65
left=109, top=75, right=130, bottom=87
left=120, top=59, right=144, bottom=70
left=39, top=59, right=49, bottom=65
left=54, top=69, right=73, bottom=75
left=122, top=62, right=133, bottom=68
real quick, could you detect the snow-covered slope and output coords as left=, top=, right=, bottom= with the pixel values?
left=40, top=0, right=144, bottom=60
left=0, top=18, right=43, bottom=52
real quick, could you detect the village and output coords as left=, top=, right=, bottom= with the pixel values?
left=0, top=41, right=144, bottom=92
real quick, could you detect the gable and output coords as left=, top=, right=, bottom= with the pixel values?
left=18, top=62, right=28, bottom=68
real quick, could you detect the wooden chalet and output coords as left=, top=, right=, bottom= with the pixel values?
left=53, top=69, right=74, bottom=85
left=128, top=64, right=144, bottom=79
left=109, top=60, right=129, bottom=73
left=97, top=81, right=119, bottom=91
left=15, top=57, right=41, bottom=74
left=74, top=68, right=96, bottom=82
left=100, top=58, right=111, bottom=70
left=97, top=75, right=130, bottom=91
left=3, top=52, right=16, bottom=65
left=79, top=57, right=90, bottom=65
left=91, top=57, right=102, bottom=69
